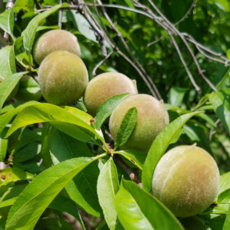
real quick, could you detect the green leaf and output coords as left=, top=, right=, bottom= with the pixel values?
left=0, top=101, right=38, bottom=135
left=67, top=10, right=98, bottom=43
left=5, top=154, right=106, bottom=230
left=0, top=46, right=16, bottom=80
left=0, top=8, right=14, bottom=37
left=62, top=106, right=93, bottom=125
left=114, top=150, right=146, bottom=170
left=142, top=111, right=202, bottom=192
left=168, top=87, right=187, bottom=106
left=34, top=219, right=75, bottom=230
left=97, top=158, right=123, bottom=230
left=0, top=72, right=27, bottom=113
left=6, top=103, right=104, bottom=146
left=114, top=179, right=184, bottom=230
left=49, top=128, right=102, bottom=217
left=49, top=194, right=85, bottom=229
left=0, top=138, right=8, bottom=161
left=0, top=166, right=34, bottom=186
left=210, top=89, right=230, bottom=134
left=94, top=94, right=129, bottom=130
left=14, top=142, right=41, bottom=163
left=96, top=220, right=109, bottom=230
left=219, top=172, right=230, bottom=195
left=114, top=107, right=138, bottom=150
left=22, top=3, right=69, bottom=58
left=223, top=208, right=230, bottom=230
left=215, top=0, right=229, bottom=12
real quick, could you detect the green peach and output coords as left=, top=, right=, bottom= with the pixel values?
left=84, top=72, right=138, bottom=117
left=109, top=94, right=169, bottom=153
left=38, top=51, right=88, bottom=105
left=15, top=76, right=42, bottom=102
left=152, top=145, right=220, bottom=217
left=33, top=30, right=81, bottom=65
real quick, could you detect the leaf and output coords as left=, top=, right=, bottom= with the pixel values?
left=0, top=46, right=16, bottom=80
left=14, top=142, right=41, bottom=163
left=223, top=208, right=230, bottom=230
left=22, top=3, right=69, bottom=58
left=49, top=194, right=85, bottom=229
left=114, top=107, right=138, bottom=150
left=6, top=103, right=104, bottom=146
left=67, top=10, right=98, bottom=43
left=142, top=111, right=202, bottom=192
left=96, top=220, right=109, bottom=230
left=168, top=87, right=187, bottom=106
left=215, top=0, right=229, bottom=12
left=0, top=166, right=34, bottom=186
left=219, top=172, right=230, bottom=195
left=210, top=89, right=230, bottom=134
left=114, top=179, right=184, bottom=230
left=0, top=8, right=14, bottom=36
left=114, top=150, right=146, bottom=170
left=49, top=128, right=102, bottom=217
left=94, top=94, right=129, bottom=130
left=97, top=158, right=123, bottom=230
left=0, top=72, right=27, bottom=113
left=62, top=106, right=93, bottom=125
left=5, top=154, right=105, bottom=230
left=34, top=219, right=75, bottom=230
left=0, top=101, right=38, bottom=135
left=0, top=138, right=8, bottom=161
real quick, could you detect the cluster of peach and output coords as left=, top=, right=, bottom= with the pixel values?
left=33, top=30, right=219, bottom=222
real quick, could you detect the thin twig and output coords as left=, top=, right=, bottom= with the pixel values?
left=93, top=50, right=113, bottom=76
left=58, top=0, right=63, bottom=29
left=174, top=0, right=196, bottom=26
left=97, top=0, right=161, bottom=99
left=170, top=34, right=200, bottom=91
left=113, top=154, right=142, bottom=186
left=4, top=0, right=15, bottom=42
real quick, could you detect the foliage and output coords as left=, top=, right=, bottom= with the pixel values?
left=0, top=0, right=230, bottom=229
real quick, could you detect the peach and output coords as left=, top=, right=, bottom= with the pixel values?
left=109, top=94, right=169, bottom=153
left=152, top=145, right=219, bottom=217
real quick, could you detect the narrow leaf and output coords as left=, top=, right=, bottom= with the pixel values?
left=22, top=3, right=69, bottom=57
left=114, top=149, right=146, bottom=170
left=0, top=166, right=34, bottom=186
left=210, top=89, right=230, bottom=134
left=50, top=128, right=102, bottom=217
left=0, top=72, right=27, bottom=113
left=114, top=179, right=184, bottom=230
left=219, top=172, right=230, bottom=195
left=142, top=111, right=202, bottom=192
left=49, top=194, right=85, bottom=229
left=223, top=208, right=230, bottom=230
left=97, top=158, right=123, bottom=230
left=114, top=107, right=138, bottom=149
left=0, top=8, right=14, bottom=36
left=0, top=138, right=8, bottom=161
left=6, top=103, right=104, bottom=145
left=6, top=154, right=105, bottom=230
left=94, top=94, right=129, bottom=130
left=0, top=101, right=38, bottom=135
left=0, top=46, right=16, bottom=80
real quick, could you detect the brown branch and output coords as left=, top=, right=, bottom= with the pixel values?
left=58, top=0, right=63, bottom=29
left=113, top=154, right=142, bottom=187
left=93, top=50, right=113, bottom=76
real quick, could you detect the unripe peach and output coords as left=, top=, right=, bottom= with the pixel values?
left=0, top=78, right=19, bottom=100
left=38, top=51, right=88, bottom=105
left=152, top=145, right=219, bottom=217
left=33, top=30, right=81, bottom=65
left=84, top=72, right=138, bottom=117
left=15, top=76, right=42, bottom=102
left=109, top=94, right=169, bottom=153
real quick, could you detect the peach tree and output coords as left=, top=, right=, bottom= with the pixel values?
left=0, top=0, right=230, bottom=230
